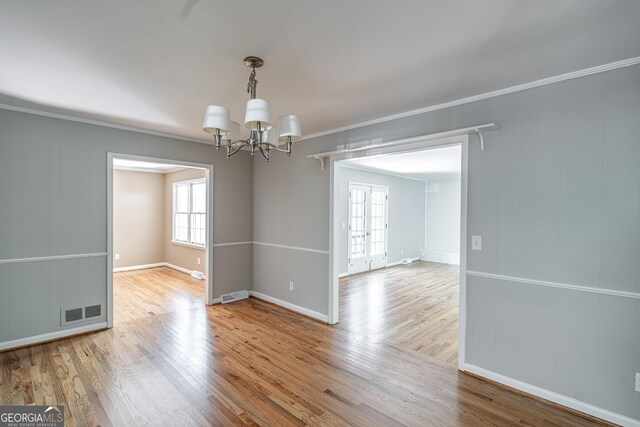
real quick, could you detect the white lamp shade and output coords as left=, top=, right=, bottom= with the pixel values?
left=244, top=99, right=272, bottom=131
left=222, top=121, right=241, bottom=142
left=278, top=115, right=302, bottom=142
left=203, top=105, right=230, bottom=134
left=262, top=126, right=280, bottom=146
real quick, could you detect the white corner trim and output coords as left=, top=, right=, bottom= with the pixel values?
left=463, top=363, right=640, bottom=427
left=0, top=322, right=108, bottom=352
left=0, top=252, right=108, bottom=265
left=338, top=272, right=349, bottom=278
left=212, top=241, right=253, bottom=248
left=252, top=241, right=329, bottom=255
left=299, top=56, right=640, bottom=142
left=249, top=291, right=329, bottom=323
left=0, top=103, right=211, bottom=145
left=466, top=270, right=640, bottom=300
left=113, top=262, right=166, bottom=272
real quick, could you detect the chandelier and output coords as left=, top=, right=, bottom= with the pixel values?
left=202, top=56, right=302, bottom=161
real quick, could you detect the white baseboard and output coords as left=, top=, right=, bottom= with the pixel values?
left=386, top=257, right=420, bottom=268
left=0, top=322, right=108, bottom=352
left=164, top=262, right=191, bottom=275
left=249, top=291, right=329, bottom=323
left=113, top=262, right=165, bottom=272
left=338, top=272, right=349, bottom=278
left=463, top=363, right=640, bottom=427
left=211, top=297, right=221, bottom=305
left=114, top=262, right=206, bottom=279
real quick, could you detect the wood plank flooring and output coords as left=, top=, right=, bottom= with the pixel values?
left=113, top=267, right=204, bottom=325
left=339, top=261, right=459, bottom=364
left=0, top=266, right=609, bottom=426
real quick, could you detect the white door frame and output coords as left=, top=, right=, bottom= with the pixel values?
left=328, top=134, right=468, bottom=372
left=107, top=153, right=215, bottom=328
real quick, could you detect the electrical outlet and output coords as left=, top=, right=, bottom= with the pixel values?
left=197, top=257, right=201, bottom=265
left=114, top=253, right=120, bottom=260
left=635, top=373, right=640, bottom=392
left=289, top=281, right=294, bottom=291
left=400, top=250, right=404, bottom=256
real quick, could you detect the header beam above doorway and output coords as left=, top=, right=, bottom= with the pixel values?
left=307, top=123, right=499, bottom=170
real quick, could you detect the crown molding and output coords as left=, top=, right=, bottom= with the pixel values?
left=0, top=103, right=212, bottom=145
left=299, top=56, right=640, bottom=142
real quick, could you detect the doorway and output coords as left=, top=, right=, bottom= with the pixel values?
left=347, top=183, right=389, bottom=275
left=106, top=153, right=214, bottom=328
left=329, top=134, right=468, bottom=370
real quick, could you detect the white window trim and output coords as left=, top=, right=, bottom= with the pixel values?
left=172, top=178, right=207, bottom=249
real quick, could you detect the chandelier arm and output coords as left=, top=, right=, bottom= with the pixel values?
left=225, top=144, right=245, bottom=159
left=265, top=144, right=290, bottom=154
left=258, top=144, right=270, bottom=161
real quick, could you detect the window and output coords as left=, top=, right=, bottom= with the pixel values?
left=173, top=179, right=206, bottom=247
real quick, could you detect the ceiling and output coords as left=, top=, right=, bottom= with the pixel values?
left=341, top=145, right=461, bottom=181
left=113, top=158, right=192, bottom=174
left=1, top=1, right=639, bottom=143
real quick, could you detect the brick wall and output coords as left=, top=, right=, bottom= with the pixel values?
left=422, top=176, right=461, bottom=265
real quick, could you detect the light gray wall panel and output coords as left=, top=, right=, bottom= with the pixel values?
left=554, top=288, right=600, bottom=405
left=466, top=275, right=496, bottom=369
left=595, top=295, right=637, bottom=416
left=599, top=68, right=640, bottom=293
left=252, top=244, right=328, bottom=315
left=0, top=108, right=253, bottom=344
left=529, top=84, right=563, bottom=283
left=495, top=92, right=525, bottom=277
left=557, top=74, right=606, bottom=288
left=529, top=282, right=559, bottom=391
left=336, top=166, right=425, bottom=273
left=468, top=277, right=640, bottom=419
left=462, top=97, right=500, bottom=273
left=212, top=244, right=252, bottom=298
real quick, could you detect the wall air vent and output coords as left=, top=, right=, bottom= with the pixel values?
left=85, top=304, right=102, bottom=319
left=220, top=290, right=249, bottom=304
left=62, top=308, right=83, bottom=325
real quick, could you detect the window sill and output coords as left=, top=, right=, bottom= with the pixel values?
left=171, top=241, right=206, bottom=250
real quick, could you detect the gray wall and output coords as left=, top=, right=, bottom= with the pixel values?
left=336, top=166, right=425, bottom=274
left=0, top=109, right=252, bottom=343
left=251, top=64, right=640, bottom=420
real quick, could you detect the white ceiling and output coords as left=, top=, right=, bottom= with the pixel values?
left=341, top=145, right=461, bottom=181
left=113, top=158, right=190, bottom=174
left=1, top=1, right=639, bottom=142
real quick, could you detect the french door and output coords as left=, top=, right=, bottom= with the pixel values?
left=347, top=183, right=388, bottom=275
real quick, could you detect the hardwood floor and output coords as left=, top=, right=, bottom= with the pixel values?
left=339, top=261, right=459, bottom=364
left=113, top=267, right=204, bottom=325
left=0, top=267, right=609, bottom=426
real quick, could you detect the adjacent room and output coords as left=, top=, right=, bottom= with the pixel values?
left=1, top=1, right=639, bottom=426
left=112, top=158, right=209, bottom=324
left=336, top=144, right=462, bottom=364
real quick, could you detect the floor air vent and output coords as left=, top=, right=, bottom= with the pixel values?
left=61, top=303, right=103, bottom=325
left=64, top=308, right=83, bottom=324
left=220, top=290, right=249, bottom=304
left=85, top=304, right=102, bottom=318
